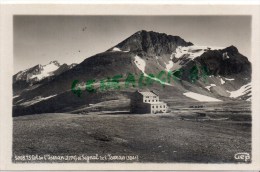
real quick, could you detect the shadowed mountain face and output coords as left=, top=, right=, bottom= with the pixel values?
left=13, top=30, right=251, bottom=116
left=109, top=30, right=193, bottom=56
left=195, top=46, right=251, bottom=76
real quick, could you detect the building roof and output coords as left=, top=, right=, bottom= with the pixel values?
left=138, top=91, right=157, bottom=97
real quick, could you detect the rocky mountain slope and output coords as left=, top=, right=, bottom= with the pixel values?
left=13, top=61, right=77, bottom=95
left=13, top=30, right=251, bottom=116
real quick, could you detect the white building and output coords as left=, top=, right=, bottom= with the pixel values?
left=130, top=91, right=168, bottom=114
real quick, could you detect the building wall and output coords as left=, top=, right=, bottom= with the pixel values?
left=130, top=91, right=168, bottom=114
left=151, top=103, right=167, bottom=114
left=143, top=96, right=159, bottom=103
left=130, top=92, right=150, bottom=113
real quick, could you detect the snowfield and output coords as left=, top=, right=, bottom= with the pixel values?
left=20, top=94, right=57, bottom=106
left=29, top=63, right=59, bottom=80
left=224, top=77, right=235, bottom=81
left=134, top=55, right=171, bottom=86
left=220, top=78, right=225, bottom=84
left=111, top=47, right=129, bottom=52
left=165, top=60, right=174, bottom=71
left=134, top=55, right=146, bottom=74
left=112, top=47, right=122, bottom=51
left=173, top=45, right=224, bottom=60
left=183, top=92, right=222, bottom=102
left=205, top=84, right=217, bottom=91
left=222, top=52, right=230, bottom=59
left=227, top=83, right=251, bottom=98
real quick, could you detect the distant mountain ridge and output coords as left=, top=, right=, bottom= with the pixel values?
left=14, top=61, right=77, bottom=83
left=13, top=30, right=252, bottom=116
left=13, top=61, right=77, bottom=94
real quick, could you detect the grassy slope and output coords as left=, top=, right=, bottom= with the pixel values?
left=13, top=103, right=251, bottom=163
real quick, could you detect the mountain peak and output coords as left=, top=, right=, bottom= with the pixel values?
left=223, top=45, right=239, bottom=54
left=13, top=60, right=66, bottom=84
left=134, top=30, right=147, bottom=34
left=48, top=60, right=60, bottom=66
left=134, top=30, right=178, bottom=38
left=113, top=30, right=193, bottom=56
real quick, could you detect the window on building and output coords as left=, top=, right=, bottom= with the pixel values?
left=144, top=100, right=146, bottom=102
left=160, top=106, right=162, bottom=108
left=148, top=100, right=150, bottom=102
left=156, top=106, right=158, bottom=108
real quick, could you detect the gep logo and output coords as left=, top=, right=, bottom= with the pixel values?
left=234, top=152, right=250, bottom=162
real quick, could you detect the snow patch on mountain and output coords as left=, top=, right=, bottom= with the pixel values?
left=14, top=61, right=77, bottom=84
left=111, top=47, right=129, bottom=52
left=112, top=47, right=122, bottom=51
left=205, top=84, right=217, bottom=91
left=165, top=60, right=173, bottom=71
left=220, top=78, right=225, bottom=84
left=134, top=55, right=171, bottom=86
left=20, top=94, right=57, bottom=106
left=183, top=92, right=222, bottom=102
left=223, top=52, right=230, bottom=59
left=173, top=45, right=224, bottom=60
left=134, top=55, right=146, bottom=74
left=69, top=63, right=77, bottom=69
left=29, top=62, right=60, bottom=80
left=227, top=83, right=251, bottom=98
left=205, top=86, right=211, bottom=91
left=224, top=77, right=235, bottom=81
left=16, top=99, right=24, bottom=103
left=13, top=95, right=20, bottom=98
left=170, top=52, right=174, bottom=60
left=155, top=56, right=160, bottom=65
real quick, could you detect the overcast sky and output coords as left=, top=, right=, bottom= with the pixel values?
left=14, top=15, right=251, bottom=73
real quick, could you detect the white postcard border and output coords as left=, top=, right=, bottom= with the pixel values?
left=0, top=4, right=259, bottom=170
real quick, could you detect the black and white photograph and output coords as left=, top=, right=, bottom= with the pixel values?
left=11, top=14, right=254, bottom=164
